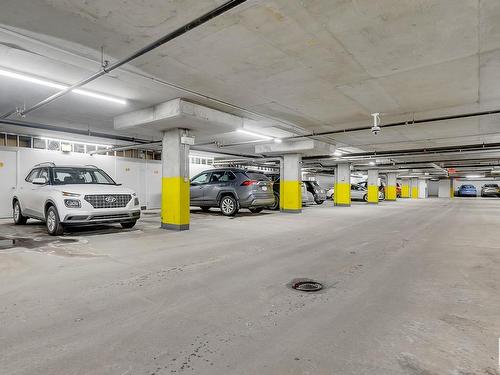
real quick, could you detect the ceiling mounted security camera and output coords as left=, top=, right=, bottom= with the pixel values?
left=371, top=113, right=381, bottom=135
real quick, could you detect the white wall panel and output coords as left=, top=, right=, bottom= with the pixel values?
left=0, top=150, right=17, bottom=218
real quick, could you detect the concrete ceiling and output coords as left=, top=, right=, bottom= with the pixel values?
left=0, top=0, right=500, bottom=165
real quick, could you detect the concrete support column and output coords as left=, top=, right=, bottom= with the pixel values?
left=418, top=179, right=428, bottom=199
left=386, top=172, right=397, bottom=201
left=367, top=169, right=379, bottom=204
left=161, top=128, right=190, bottom=231
left=401, top=178, right=410, bottom=198
left=334, top=163, right=351, bottom=206
left=280, top=154, right=302, bottom=213
left=438, top=178, right=453, bottom=198
left=411, top=177, right=419, bottom=199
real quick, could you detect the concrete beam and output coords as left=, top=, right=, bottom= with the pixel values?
left=255, top=139, right=334, bottom=157
left=114, top=98, right=243, bottom=135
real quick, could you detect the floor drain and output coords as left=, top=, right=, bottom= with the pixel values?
left=291, top=280, right=323, bottom=292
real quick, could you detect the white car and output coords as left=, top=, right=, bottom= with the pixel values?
left=327, top=183, right=384, bottom=202
left=12, top=163, right=141, bottom=235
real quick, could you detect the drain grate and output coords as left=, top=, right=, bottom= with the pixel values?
left=291, top=280, right=323, bottom=292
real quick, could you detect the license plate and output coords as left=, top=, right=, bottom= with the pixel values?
left=262, top=186, right=268, bottom=191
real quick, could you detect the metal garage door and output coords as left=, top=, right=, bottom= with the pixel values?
left=0, top=151, right=17, bottom=218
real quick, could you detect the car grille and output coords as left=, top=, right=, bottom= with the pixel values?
left=84, top=194, right=132, bottom=208
left=91, top=213, right=130, bottom=220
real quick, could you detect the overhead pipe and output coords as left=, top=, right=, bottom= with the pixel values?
left=0, top=118, right=155, bottom=144
left=1, top=0, right=248, bottom=119
left=276, top=108, right=500, bottom=142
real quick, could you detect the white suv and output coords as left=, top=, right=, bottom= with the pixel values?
left=12, top=163, right=141, bottom=235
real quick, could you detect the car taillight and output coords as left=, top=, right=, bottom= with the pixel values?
left=241, top=180, right=258, bottom=186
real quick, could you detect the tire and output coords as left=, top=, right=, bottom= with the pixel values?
left=249, top=207, right=263, bottom=213
left=314, top=198, right=324, bottom=205
left=121, top=221, right=137, bottom=229
left=269, top=193, right=280, bottom=210
left=200, top=206, right=211, bottom=212
left=219, top=195, right=238, bottom=216
left=46, top=206, right=64, bottom=236
left=363, top=194, right=368, bottom=202
left=13, top=200, right=28, bottom=225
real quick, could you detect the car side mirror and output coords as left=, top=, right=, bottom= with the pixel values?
left=32, top=177, right=47, bottom=185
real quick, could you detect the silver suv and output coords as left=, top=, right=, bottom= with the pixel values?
left=190, top=168, right=275, bottom=216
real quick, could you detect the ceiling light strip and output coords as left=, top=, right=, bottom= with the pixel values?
left=0, top=67, right=126, bottom=105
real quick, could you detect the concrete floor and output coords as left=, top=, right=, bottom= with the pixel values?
left=0, top=199, right=498, bottom=375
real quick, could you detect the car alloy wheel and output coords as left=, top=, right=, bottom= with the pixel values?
left=46, top=206, right=64, bottom=236
left=13, top=203, right=20, bottom=222
left=47, top=210, right=56, bottom=232
left=13, top=201, right=27, bottom=225
left=220, top=196, right=238, bottom=216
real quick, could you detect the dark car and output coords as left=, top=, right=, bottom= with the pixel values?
left=267, top=178, right=325, bottom=210
left=457, top=184, right=477, bottom=197
left=304, top=181, right=326, bottom=205
left=481, top=184, right=500, bottom=197
left=190, top=168, right=275, bottom=216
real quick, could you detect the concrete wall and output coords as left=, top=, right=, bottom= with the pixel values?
left=0, top=147, right=214, bottom=217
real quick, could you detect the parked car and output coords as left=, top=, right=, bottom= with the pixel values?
left=481, top=183, right=500, bottom=197
left=303, top=181, right=326, bottom=205
left=190, top=168, right=274, bottom=216
left=267, top=178, right=319, bottom=210
left=329, top=183, right=384, bottom=202
left=396, top=182, right=402, bottom=198
left=12, top=163, right=141, bottom=235
left=457, top=184, right=477, bottom=197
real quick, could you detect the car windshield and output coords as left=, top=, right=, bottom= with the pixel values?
left=484, top=184, right=498, bottom=187
left=52, top=167, right=116, bottom=185
left=462, top=185, right=475, bottom=189
left=246, top=172, right=270, bottom=181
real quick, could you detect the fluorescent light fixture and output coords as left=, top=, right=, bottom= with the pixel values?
left=40, top=137, right=111, bottom=149
left=274, top=138, right=282, bottom=143
left=0, top=67, right=126, bottom=105
left=237, top=129, right=273, bottom=140
left=466, top=175, right=482, bottom=178
left=333, top=150, right=343, bottom=156
left=369, top=161, right=376, bottom=166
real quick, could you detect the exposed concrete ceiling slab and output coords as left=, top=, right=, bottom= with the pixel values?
left=0, top=0, right=500, bottom=164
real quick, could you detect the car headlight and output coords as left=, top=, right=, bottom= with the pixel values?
left=64, top=199, right=81, bottom=208
left=134, top=197, right=140, bottom=206
left=62, top=191, right=81, bottom=197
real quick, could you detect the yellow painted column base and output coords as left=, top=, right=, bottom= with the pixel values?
left=401, top=185, right=410, bottom=198
left=411, top=187, right=419, bottom=199
left=367, top=185, right=379, bottom=204
left=334, top=182, right=351, bottom=206
left=280, top=180, right=302, bottom=213
left=161, top=176, right=190, bottom=230
left=386, top=185, right=397, bottom=201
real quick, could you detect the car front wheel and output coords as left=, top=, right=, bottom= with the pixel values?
left=13, top=201, right=28, bottom=225
left=220, top=196, right=238, bottom=216
left=46, top=206, right=64, bottom=236
left=314, top=197, right=324, bottom=205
